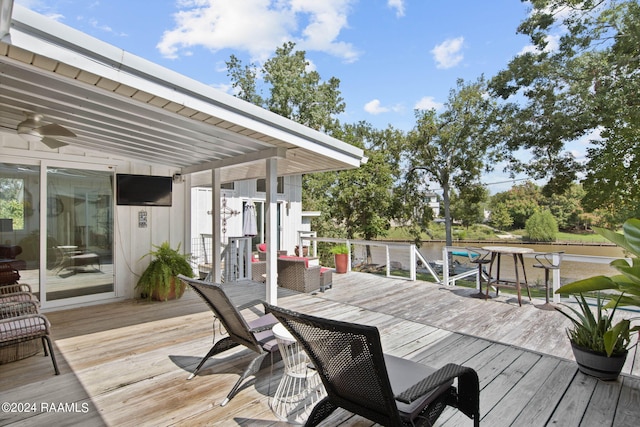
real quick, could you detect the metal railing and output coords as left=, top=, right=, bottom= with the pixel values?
left=190, top=234, right=254, bottom=282
left=298, top=235, right=625, bottom=304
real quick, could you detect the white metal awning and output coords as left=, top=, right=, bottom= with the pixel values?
left=0, top=4, right=365, bottom=183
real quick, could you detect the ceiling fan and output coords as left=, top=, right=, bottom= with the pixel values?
left=16, top=112, right=76, bottom=149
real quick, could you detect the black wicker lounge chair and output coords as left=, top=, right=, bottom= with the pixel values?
left=265, top=303, right=480, bottom=427
left=177, top=275, right=279, bottom=406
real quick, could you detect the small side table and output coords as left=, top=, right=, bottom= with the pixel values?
left=271, top=323, right=326, bottom=424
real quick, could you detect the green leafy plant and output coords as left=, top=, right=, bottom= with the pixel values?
left=136, top=242, right=194, bottom=301
left=555, top=218, right=640, bottom=308
left=556, top=293, right=636, bottom=357
left=329, top=244, right=349, bottom=255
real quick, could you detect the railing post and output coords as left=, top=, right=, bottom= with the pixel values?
left=442, top=246, right=450, bottom=286
left=346, top=239, right=352, bottom=273
left=552, top=252, right=561, bottom=303
left=385, top=246, right=391, bottom=278
left=409, top=244, right=416, bottom=281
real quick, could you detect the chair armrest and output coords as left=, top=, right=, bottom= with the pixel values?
left=395, top=363, right=479, bottom=421
left=0, top=300, right=40, bottom=319
left=0, top=313, right=51, bottom=342
left=0, top=283, right=32, bottom=294
left=0, top=292, right=38, bottom=303
left=249, top=321, right=278, bottom=333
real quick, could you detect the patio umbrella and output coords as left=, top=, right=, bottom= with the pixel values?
left=242, top=201, right=257, bottom=237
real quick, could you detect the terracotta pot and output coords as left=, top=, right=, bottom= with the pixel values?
left=294, top=245, right=309, bottom=257
left=334, top=253, right=349, bottom=274
left=151, top=277, right=185, bottom=301
left=571, top=342, right=627, bottom=381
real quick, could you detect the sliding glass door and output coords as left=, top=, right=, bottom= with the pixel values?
left=45, top=167, right=114, bottom=301
left=0, top=162, right=114, bottom=304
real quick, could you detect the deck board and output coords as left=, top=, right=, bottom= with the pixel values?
left=1, top=272, right=639, bottom=426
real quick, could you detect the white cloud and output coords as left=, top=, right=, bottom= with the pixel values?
left=364, top=99, right=403, bottom=115
left=157, top=0, right=359, bottom=63
left=364, top=99, right=389, bottom=115
left=414, top=96, right=443, bottom=111
left=519, top=34, right=560, bottom=55
left=387, top=0, right=405, bottom=17
left=431, top=36, right=464, bottom=69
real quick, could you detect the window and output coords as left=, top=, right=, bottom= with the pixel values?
left=0, top=171, right=36, bottom=231
left=256, top=177, right=284, bottom=193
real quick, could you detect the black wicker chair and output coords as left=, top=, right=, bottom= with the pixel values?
left=177, top=275, right=279, bottom=406
left=264, top=303, right=480, bottom=427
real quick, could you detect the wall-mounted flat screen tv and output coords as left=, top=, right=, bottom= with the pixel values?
left=116, top=174, right=172, bottom=206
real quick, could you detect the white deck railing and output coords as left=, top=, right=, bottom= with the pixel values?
left=298, top=235, right=624, bottom=304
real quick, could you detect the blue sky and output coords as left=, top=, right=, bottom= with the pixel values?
left=16, top=0, right=559, bottom=193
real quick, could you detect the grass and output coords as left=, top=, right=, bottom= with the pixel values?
left=380, top=224, right=610, bottom=245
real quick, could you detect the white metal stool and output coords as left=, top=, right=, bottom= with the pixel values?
left=271, top=323, right=326, bottom=424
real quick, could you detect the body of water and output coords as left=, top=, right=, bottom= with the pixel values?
left=417, top=242, right=625, bottom=286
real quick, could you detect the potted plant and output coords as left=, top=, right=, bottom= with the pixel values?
left=555, top=218, right=640, bottom=379
left=330, top=244, right=349, bottom=274
left=556, top=292, right=635, bottom=380
left=136, top=242, right=194, bottom=301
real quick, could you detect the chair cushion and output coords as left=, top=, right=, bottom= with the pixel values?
left=248, top=313, right=279, bottom=352
left=257, top=243, right=266, bottom=252
left=384, top=354, right=453, bottom=421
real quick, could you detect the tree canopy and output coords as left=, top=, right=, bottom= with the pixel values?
left=405, top=77, right=501, bottom=245
left=490, top=0, right=640, bottom=220
left=227, top=43, right=410, bottom=246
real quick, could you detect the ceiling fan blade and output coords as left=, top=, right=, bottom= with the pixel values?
left=37, top=123, right=76, bottom=137
left=41, top=137, right=69, bottom=149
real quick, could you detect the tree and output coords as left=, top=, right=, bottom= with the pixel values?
left=406, top=78, right=501, bottom=246
left=491, top=182, right=543, bottom=229
left=542, top=183, right=586, bottom=230
left=525, top=210, right=558, bottom=242
left=488, top=203, right=513, bottom=230
left=227, top=41, right=344, bottom=133
left=227, top=43, right=407, bottom=253
left=305, top=122, right=413, bottom=262
left=490, top=0, right=640, bottom=222
left=450, top=185, right=488, bottom=229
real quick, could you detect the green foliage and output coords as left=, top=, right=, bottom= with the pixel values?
left=227, top=42, right=409, bottom=247
left=406, top=77, right=501, bottom=246
left=556, top=218, right=640, bottom=309
left=556, top=293, right=634, bottom=357
left=0, top=178, right=26, bottom=230
left=525, top=210, right=558, bottom=242
left=450, top=185, right=488, bottom=228
left=490, top=0, right=640, bottom=213
left=329, top=244, right=349, bottom=255
left=227, top=41, right=344, bottom=134
left=136, top=242, right=194, bottom=301
left=488, top=203, right=513, bottom=230
left=542, top=184, right=586, bottom=230
left=491, top=182, right=542, bottom=229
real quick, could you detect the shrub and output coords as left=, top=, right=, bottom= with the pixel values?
left=525, top=210, right=558, bottom=242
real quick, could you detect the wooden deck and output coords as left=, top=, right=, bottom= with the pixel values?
left=1, top=272, right=640, bottom=426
